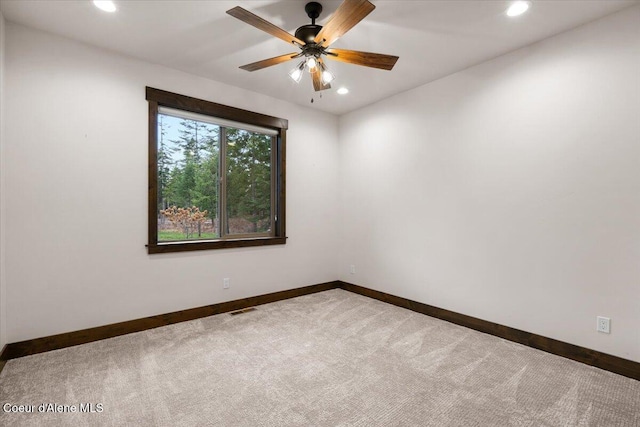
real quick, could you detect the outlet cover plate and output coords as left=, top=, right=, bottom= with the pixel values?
left=596, top=316, right=610, bottom=333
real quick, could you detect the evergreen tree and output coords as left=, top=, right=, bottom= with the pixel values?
left=226, top=128, right=271, bottom=232
left=193, top=139, right=220, bottom=235
left=157, top=116, right=177, bottom=215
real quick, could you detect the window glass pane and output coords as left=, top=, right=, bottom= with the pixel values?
left=225, top=128, right=272, bottom=235
left=157, top=114, right=220, bottom=241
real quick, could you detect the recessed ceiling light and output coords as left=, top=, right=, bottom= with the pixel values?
left=337, top=87, right=349, bottom=95
left=93, top=0, right=116, bottom=13
left=506, top=1, right=531, bottom=17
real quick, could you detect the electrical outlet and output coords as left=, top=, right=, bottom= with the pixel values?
left=223, top=278, right=230, bottom=289
left=596, top=316, right=610, bottom=333
left=349, top=265, right=356, bottom=275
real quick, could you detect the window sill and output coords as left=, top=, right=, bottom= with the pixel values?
left=147, top=236, right=286, bottom=254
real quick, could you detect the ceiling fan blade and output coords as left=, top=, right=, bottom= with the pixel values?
left=311, top=68, right=331, bottom=92
left=326, top=48, right=399, bottom=70
left=314, top=0, right=375, bottom=47
left=239, top=53, right=300, bottom=72
left=227, top=6, right=306, bottom=46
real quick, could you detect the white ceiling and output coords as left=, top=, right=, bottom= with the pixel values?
left=1, top=0, right=637, bottom=115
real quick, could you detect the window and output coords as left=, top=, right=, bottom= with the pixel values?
left=146, top=87, right=287, bottom=253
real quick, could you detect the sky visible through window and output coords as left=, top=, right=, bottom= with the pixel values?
left=158, top=114, right=215, bottom=166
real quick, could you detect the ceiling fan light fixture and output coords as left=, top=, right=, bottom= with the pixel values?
left=322, top=70, right=335, bottom=84
left=506, top=1, right=531, bottom=17
left=319, top=62, right=335, bottom=84
left=306, top=57, right=317, bottom=71
left=289, top=61, right=305, bottom=83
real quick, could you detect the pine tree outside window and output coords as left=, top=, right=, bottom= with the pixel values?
left=146, top=88, right=287, bottom=253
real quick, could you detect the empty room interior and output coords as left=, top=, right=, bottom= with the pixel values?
left=0, top=0, right=638, bottom=425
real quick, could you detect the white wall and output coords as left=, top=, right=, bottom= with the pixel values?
left=339, top=6, right=640, bottom=362
left=3, top=23, right=340, bottom=343
left=0, top=10, right=6, bottom=350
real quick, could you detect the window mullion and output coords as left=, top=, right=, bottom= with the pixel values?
left=271, top=135, right=276, bottom=236
left=219, top=127, right=227, bottom=239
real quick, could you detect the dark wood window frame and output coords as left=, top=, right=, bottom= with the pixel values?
left=146, top=87, right=287, bottom=254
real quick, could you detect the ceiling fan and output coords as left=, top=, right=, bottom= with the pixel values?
left=226, top=0, right=399, bottom=92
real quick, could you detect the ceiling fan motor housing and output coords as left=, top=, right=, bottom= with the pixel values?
left=296, top=2, right=324, bottom=44
left=295, top=24, right=322, bottom=44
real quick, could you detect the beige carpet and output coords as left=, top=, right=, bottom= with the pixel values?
left=0, top=289, right=638, bottom=426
